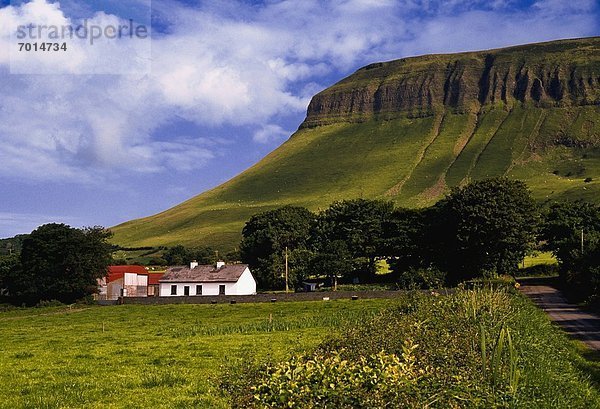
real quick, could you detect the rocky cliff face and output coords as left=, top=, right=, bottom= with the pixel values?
left=302, top=37, right=600, bottom=128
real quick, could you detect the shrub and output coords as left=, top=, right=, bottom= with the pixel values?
left=148, top=257, right=167, bottom=266
left=397, top=266, right=446, bottom=290
left=519, top=264, right=559, bottom=277
left=224, top=288, right=600, bottom=408
left=35, top=299, right=64, bottom=308
left=251, top=348, right=419, bottom=408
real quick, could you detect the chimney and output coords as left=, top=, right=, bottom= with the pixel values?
left=216, top=261, right=225, bottom=269
left=190, top=260, right=198, bottom=269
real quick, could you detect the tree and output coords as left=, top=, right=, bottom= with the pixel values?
left=310, top=240, right=352, bottom=289
left=313, top=199, right=393, bottom=281
left=438, top=178, right=539, bottom=281
left=163, top=245, right=190, bottom=265
left=2, top=224, right=113, bottom=305
left=0, top=254, right=19, bottom=296
left=163, top=245, right=216, bottom=265
left=381, top=207, right=433, bottom=276
left=240, top=206, right=314, bottom=290
left=541, top=201, right=600, bottom=270
left=540, top=201, right=600, bottom=301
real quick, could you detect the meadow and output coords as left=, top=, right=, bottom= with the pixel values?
left=2, top=290, right=600, bottom=408
left=0, top=298, right=395, bottom=408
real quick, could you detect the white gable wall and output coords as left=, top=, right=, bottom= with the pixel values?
left=229, top=268, right=257, bottom=295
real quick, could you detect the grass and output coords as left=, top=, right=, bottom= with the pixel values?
left=0, top=298, right=396, bottom=409
left=112, top=105, right=600, bottom=250
left=446, top=109, right=509, bottom=186
left=228, top=288, right=600, bottom=408
left=399, top=113, right=476, bottom=206
left=522, top=251, right=557, bottom=268
left=3, top=290, right=600, bottom=408
left=111, top=38, right=600, bottom=250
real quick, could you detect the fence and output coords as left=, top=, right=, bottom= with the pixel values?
left=116, top=290, right=407, bottom=305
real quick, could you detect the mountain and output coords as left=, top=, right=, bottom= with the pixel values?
left=112, top=37, right=600, bottom=249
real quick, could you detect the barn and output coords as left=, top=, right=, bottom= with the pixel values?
left=159, top=261, right=256, bottom=296
left=98, top=266, right=164, bottom=300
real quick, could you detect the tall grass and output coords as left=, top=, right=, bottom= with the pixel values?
left=161, top=309, right=378, bottom=337
left=226, top=288, right=600, bottom=408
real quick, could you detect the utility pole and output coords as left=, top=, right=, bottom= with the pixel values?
left=285, top=246, right=289, bottom=293
left=581, top=228, right=584, bottom=253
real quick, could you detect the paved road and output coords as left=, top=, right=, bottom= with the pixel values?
left=519, top=280, right=600, bottom=351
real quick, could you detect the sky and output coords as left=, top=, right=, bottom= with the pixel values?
left=0, top=0, right=599, bottom=238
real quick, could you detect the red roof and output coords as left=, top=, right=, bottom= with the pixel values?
left=107, top=265, right=149, bottom=283
left=147, top=273, right=163, bottom=285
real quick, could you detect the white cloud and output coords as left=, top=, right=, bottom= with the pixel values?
left=0, top=0, right=597, bottom=185
left=253, top=124, right=290, bottom=144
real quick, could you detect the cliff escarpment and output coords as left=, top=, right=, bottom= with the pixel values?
left=302, top=37, right=600, bottom=128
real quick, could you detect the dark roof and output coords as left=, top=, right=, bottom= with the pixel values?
left=160, top=264, right=249, bottom=283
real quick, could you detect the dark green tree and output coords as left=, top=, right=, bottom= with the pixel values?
left=310, top=240, right=352, bottom=289
left=240, top=206, right=314, bottom=290
left=540, top=201, right=600, bottom=301
left=313, top=199, right=393, bottom=281
left=541, top=201, right=600, bottom=270
left=381, top=207, right=433, bottom=276
left=2, top=224, right=113, bottom=305
left=163, top=245, right=190, bottom=265
left=163, top=245, right=216, bottom=265
left=287, top=248, right=314, bottom=289
left=438, top=178, right=539, bottom=281
left=0, top=254, right=19, bottom=296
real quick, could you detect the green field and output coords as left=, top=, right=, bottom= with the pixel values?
left=522, top=251, right=557, bottom=268
left=0, top=299, right=395, bottom=408
left=1, top=290, right=600, bottom=408
left=111, top=37, right=600, bottom=250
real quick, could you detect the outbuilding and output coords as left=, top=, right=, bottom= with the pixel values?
left=98, top=266, right=160, bottom=300
left=159, top=261, right=256, bottom=296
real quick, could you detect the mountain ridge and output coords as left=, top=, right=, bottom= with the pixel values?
left=302, top=37, right=600, bottom=128
left=112, top=37, right=600, bottom=249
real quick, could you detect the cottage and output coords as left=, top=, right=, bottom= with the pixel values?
left=159, top=261, right=256, bottom=296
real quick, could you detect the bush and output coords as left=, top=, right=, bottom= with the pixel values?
left=225, top=288, right=600, bottom=408
left=397, top=266, right=446, bottom=290
left=148, top=257, right=167, bottom=266
left=35, top=299, right=64, bottom=308
left=251, top=349, right=419, bottom=408
left=519, top=264, right=559, bottom=277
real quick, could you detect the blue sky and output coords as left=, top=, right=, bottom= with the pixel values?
left=0, top=0, right=599, bottom=238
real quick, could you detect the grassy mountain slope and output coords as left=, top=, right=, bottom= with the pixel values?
left=112, top=37, right=600, bottom=249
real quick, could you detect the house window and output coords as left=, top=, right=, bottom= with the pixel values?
left=170, top=285, right=177, bottom=295
left=219, top=285, right=226, bottom=295
left=184, top=286, right=190, bottom=296
left=196, top=285, right=202, bottom=295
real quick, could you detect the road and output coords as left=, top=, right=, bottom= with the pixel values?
left=519, top=279, right=600, bottom=351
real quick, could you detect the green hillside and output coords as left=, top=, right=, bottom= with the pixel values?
left=112, top=37, right=600, bottom=249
